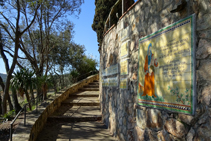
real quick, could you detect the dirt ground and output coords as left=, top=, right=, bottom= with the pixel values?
left=0, top=118, right=21, bottom=141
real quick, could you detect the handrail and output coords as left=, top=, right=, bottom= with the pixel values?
left=10, top=94, right=43, bottom=141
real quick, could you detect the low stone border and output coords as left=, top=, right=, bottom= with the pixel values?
left=29, top=74, right=99, bottom=141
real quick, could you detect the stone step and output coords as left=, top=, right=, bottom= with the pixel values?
left=48, top=116, right=102, bottom=122
left=79, top=88, right=99, bottom=91
left=70, top=91, right=99, bottom=97
left=62, top=97, right=100, bottom=106
left=52, top=105, right=101, bottom=117
left=83, top=85, right=99, bottom=88
left=39, top=122, right=116, bottom=141
left=62, top=102, right=100, bottom=106
left=88, top=82, right=99, bottom=85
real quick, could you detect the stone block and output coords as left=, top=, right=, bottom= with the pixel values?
left=200, top=82, right=211, bottom=106
left=136, top=109, right=147, bottom=129
left=119, top=117, right=123, bottom=126
left=194, top=118, right=211, bottom=140
left=127, top=130, right=134, bottom=141
left=208, top=108, right=211, bottom=117
left=197, top=0, right=211, bottom=14
left=186, top=128, right=195, bottom=141
left=198, top=60, right=211, bottom=80
left=119, top=133, right=126, bottom=141
left=146, top=109, right=163, bottom=130
left=109, top=115, right=116, bottom=136
left=196, top=39, right=211, bottom=59
left=135, top=1, right=143, bottom=13
left=177, top=113, right=194, bottom=125
left=157, top=130, right=172, bottom=141
left=197, top=13, right=211, bottom=31
left=134, top=126, right=145, bottom=141
left=164, top=118, right=188, bottom=138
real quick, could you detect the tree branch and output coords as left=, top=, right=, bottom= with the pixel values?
left=0, top=23, right=15, bottom=42
left=0, top=13, right=16, bottom=34
left=3, top=49, right=27, bottom=59
left=20, top=4, right=40, bottom=35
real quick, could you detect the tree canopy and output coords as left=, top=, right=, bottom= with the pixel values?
left=92, top=0, right=134, bottom=48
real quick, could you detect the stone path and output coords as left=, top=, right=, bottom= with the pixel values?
left=36, top=80, right=116, bottom=141
left=11, top=92, right=64, bottom=141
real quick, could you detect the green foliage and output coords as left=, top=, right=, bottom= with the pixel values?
left=3, top=110, right=15, bottom=118
left=11, top=69, right=35, bottom=93
left=92, top=0, right=134, bottom=47
left=168, top=86, right=190, bottom=105
left=92, top=0, right=119, bottom=46
left=36, top=75, right=51, bottom=88
left=76, top=55, right=98, bottom=75
left=142, top=94, right=164, bottom=102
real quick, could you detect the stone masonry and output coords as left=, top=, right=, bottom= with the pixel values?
left=100, top=0, right=211, bottom=140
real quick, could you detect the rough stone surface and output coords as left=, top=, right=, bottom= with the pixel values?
left=196, top=39, right=211, bottom=59
left=178, top=114, right=194, bottom=125
left=146, top=109, right=163, bottom=130
left=134, top=126, right=145, bottom=141
left=200, top=83, right=211, bottom=106
left=198, top=61, right=211, bottom=80
left=194, top=118, right=211, bottom=141
left=136, top=109, right=147, bottom=129
left=186, top=128, right=195, bottom=141
left=157, top=130, right=172, bottom=141
left=164, top=118, right=188, bottom=138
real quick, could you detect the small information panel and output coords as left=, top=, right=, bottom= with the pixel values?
left=102, top=64, right=119, bottom=77
left=137, top=15, right=196, bottom=115
left=120, top=59, right=129, bottom=75
left=120, top=78, right=128, bottom=89
left=102, top=77, right=118, bottom=87
left=120, top=41, right=129, bottom=59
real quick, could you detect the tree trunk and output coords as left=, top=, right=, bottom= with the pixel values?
left=7, top=96, right=14, bottom=111
left=30, top=85, right=35, bottom=105
left=24, top=90, right=31, bottom=111
left=0, top=93, right=2, bottom=115
left=53, top=83, right=57, bottom=94
left=42, top=83, right=47, bottom=100
left=11, top=87, right=22, bottom=114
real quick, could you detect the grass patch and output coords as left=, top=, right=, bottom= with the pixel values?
left=3, top=110, right=15, bottom=119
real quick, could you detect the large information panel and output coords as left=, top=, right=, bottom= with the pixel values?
left=137, top=15, right=196, bottom=115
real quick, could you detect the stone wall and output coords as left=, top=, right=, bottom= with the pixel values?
left=29, top=74, right=99, bottom=141
left=100, top=0, right=211, bottom=140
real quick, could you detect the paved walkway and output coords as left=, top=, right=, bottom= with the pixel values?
left=36, top=81, right=116, bottom=141
left=11, top=91, right=65, bottom=141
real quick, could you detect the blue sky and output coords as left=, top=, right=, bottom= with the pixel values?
left=69, top=0, right=99, bottom=61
